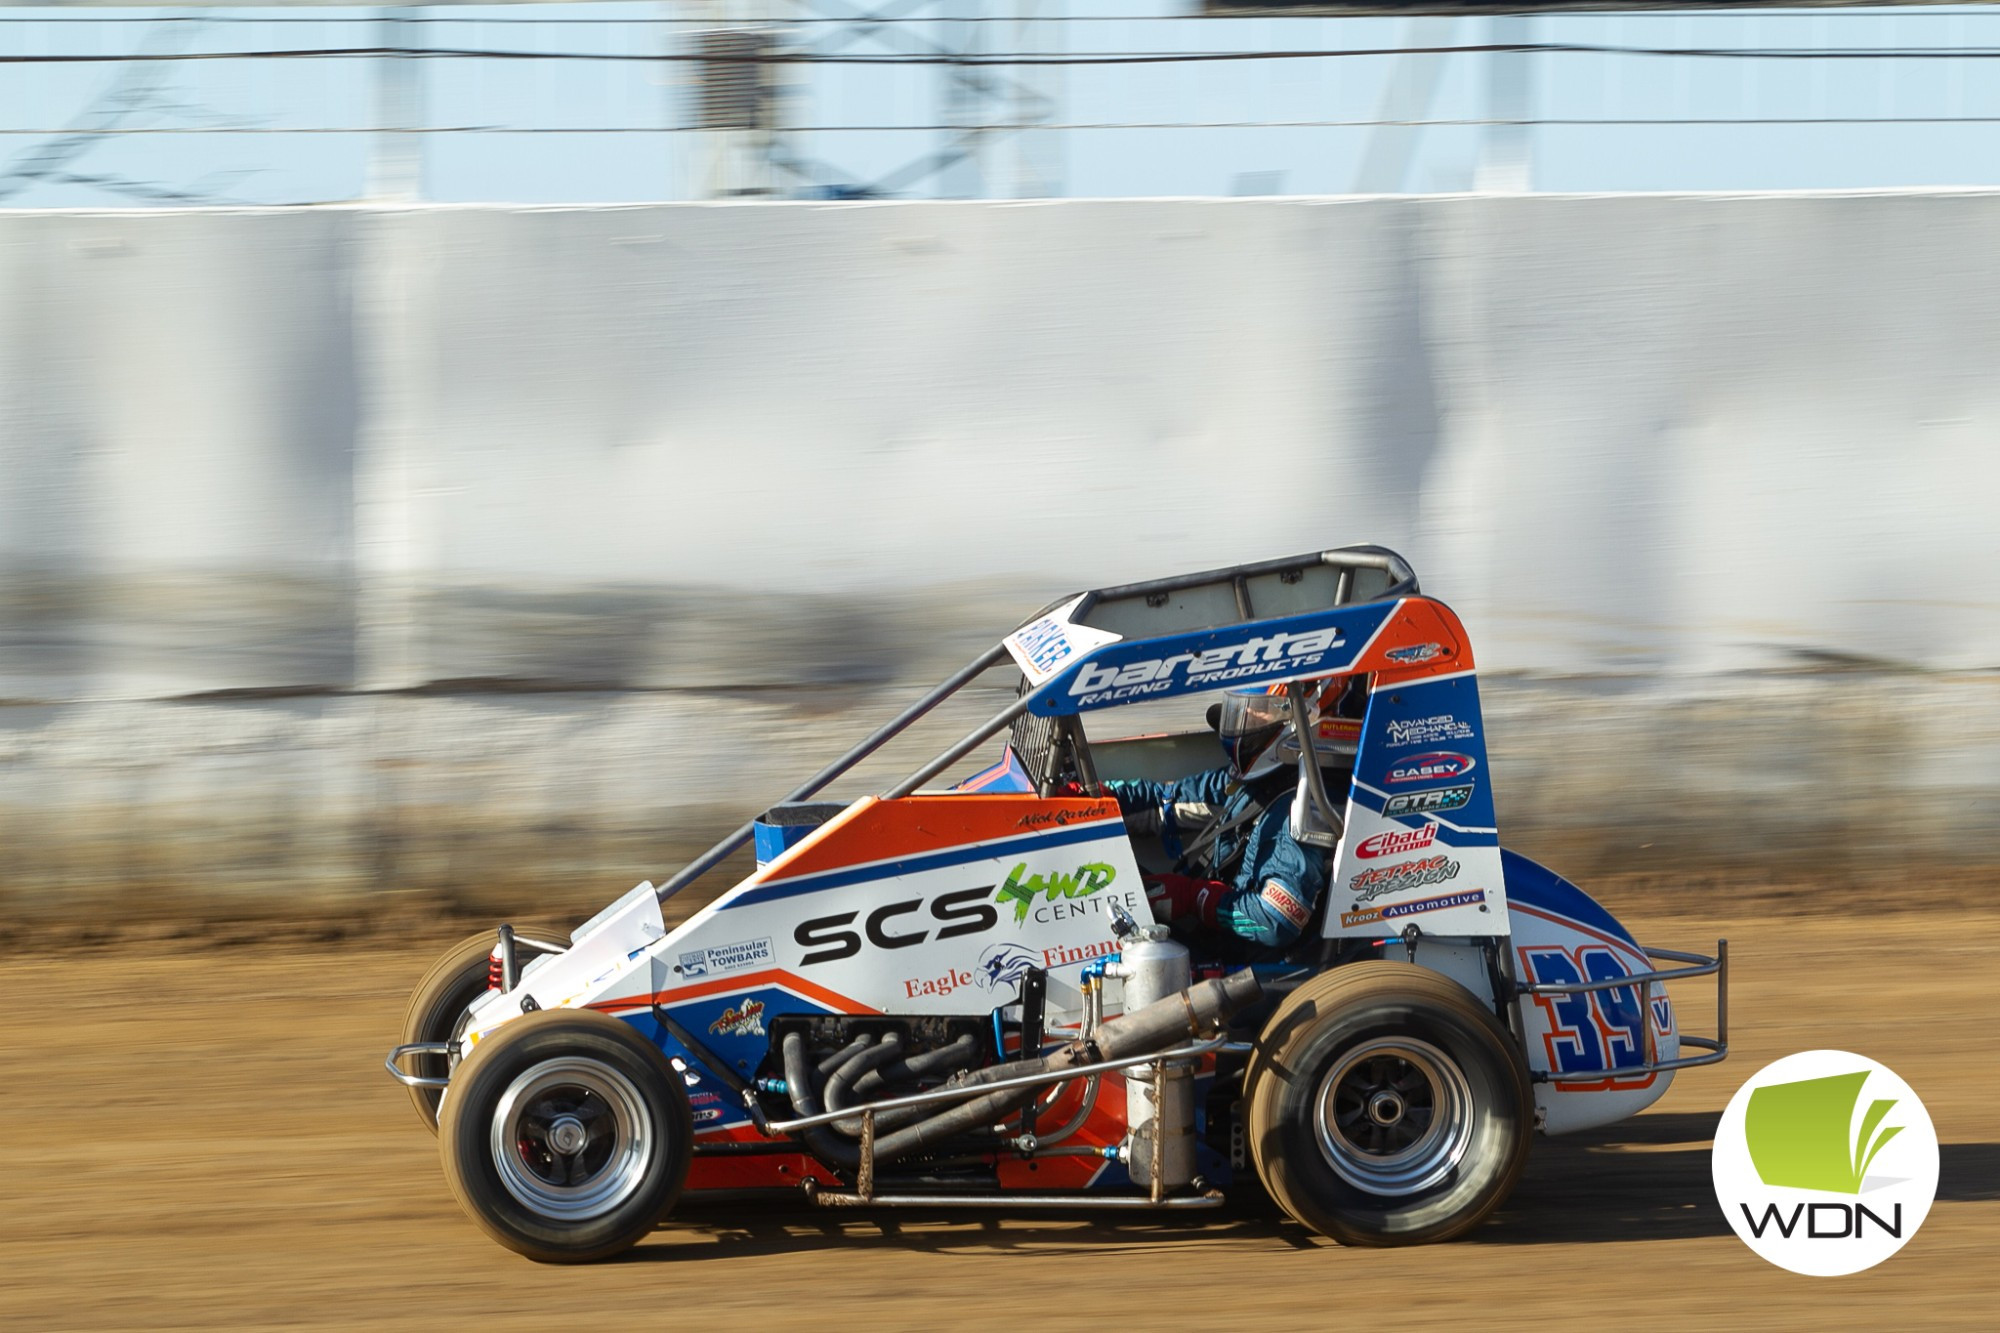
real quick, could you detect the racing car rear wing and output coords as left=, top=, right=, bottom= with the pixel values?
left=649, top=545, right=1419, bottom=905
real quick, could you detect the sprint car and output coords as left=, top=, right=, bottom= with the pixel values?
left=388, top=545, right=1729, bottom=1262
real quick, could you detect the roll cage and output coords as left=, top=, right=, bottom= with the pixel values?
left=650, top=545, right=1427, bottom=905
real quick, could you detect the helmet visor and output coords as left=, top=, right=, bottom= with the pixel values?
left=1216, top=691, right=1291, bottom=777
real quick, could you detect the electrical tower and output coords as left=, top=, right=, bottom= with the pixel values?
left=687, top=0, right=1063, bottom=200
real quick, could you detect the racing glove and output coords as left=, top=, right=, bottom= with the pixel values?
left=1144, top=873, right=1226, bottom=930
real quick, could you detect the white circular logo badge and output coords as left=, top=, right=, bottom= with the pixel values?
left=1712, top=1050, right=1939, bottom=1276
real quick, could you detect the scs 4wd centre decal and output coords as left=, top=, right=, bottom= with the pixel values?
left=994, top=861, right=1119, bottom=923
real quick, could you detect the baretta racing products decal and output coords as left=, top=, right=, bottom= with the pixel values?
left=1349, top=855, right=1460, bottom=905
left=1066, top=628, right=1347, bottom=706
left=1384, top=752, right=1477, bottom=784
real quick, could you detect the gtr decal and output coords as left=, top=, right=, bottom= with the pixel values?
left=1518, top=944, right=1676, bottom=1091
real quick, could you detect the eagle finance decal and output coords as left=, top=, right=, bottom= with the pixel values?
left=1712, top=1051, right=1938, bottom=1276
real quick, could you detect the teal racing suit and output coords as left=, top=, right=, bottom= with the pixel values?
left=1105, top=767, right=1327, bottom=948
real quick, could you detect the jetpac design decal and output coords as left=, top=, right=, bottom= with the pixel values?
left=1349, top=855, right=1460, bottom=904
left=994, top=862, right=1119, bottom=925
left=1713, top=1051, right=1939, bottom=1276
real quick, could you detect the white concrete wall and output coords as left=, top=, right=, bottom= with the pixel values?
left=3, top=196, right=1997, bottom=918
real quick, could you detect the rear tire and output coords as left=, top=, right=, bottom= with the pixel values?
left=399, top=922, right=570, bottom=1133
left=439, top=1008, right=693, bottom=1263
left=1246, top=961, right=1531, bottom=1246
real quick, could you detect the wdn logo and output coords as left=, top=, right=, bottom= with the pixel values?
left=1711, top=1051, right=1939, bottom=1276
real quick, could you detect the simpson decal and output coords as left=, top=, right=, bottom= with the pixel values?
left=1260, top=880, right=1312, bottom=928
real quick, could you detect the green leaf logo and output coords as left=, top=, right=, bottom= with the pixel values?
left=1744, top=1071, right=1904, bottom=1194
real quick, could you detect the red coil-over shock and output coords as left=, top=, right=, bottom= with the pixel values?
left=486, top=947, right=505, bottom=991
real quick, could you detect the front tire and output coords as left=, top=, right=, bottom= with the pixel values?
left=399, top=921, right=569, bottom=1132
left=1246, top=961, right=1531, bottom=1246
left=439, top=1009, right=693, bottom=1263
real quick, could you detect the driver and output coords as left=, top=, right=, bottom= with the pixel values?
left=1104, top=676, right=1364, bottom=950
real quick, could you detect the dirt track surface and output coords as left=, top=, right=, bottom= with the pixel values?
left=3, top=901, right=1996, bottom=1332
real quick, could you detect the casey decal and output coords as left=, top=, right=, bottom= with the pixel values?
left=1385, top=752, right=1477, bottom=785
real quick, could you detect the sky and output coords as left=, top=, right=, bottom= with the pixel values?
left=3, top=3, right=2000, bottom=206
